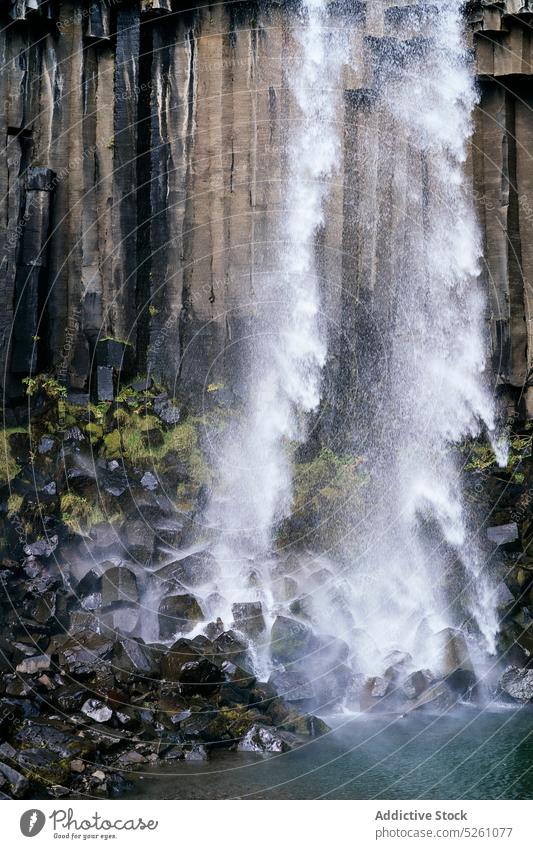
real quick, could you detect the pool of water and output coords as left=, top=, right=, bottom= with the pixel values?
left=125, top=706, right=533, bottom=800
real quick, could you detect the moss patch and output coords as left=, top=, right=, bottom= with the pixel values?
left=60, top=493, right=105, bottom=535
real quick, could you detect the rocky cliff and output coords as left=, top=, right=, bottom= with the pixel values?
left=1, top=0, right=531, bottom=411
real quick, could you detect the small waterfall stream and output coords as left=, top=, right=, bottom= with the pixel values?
left=202, top=1, right=349, bottom=653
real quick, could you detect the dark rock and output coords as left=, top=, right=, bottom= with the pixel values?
left=140, top=471, right=159, bottom=490
left=184, top=744, right=208, bottom=761
left=17, top=748, right=70, bottom=786
left=101, top=566, right=138, bottom=607
left=113, top=638, right=159, bottom=679
left=160, top=638, right=201, bottom=681
left=237, top=725, right=298, bottom=753
left=213, top=630, right=250, bottom=666
left=15, top=654, right=50, bottom=675
left=268, top=667, right=316, bottom=702
left=499, top=667, right=533, bottom=703
left=164, top=551, right=218, bottom=588
left=179, top=659, right=222, bottom=694
left=96, top=365, right=114, bottom=402
left=120, top=518, right=155, bottom=563
left=38, top=437, right=55, bottom=455
left=486, top=523, right=519, bottom=549
left=402, top=669, right=434, bottom=699
left=429, top=628, right=476, bottom=694
left=81, top=699, right=113, bottom=723
left=154, top=397, right=181, bottom=425
left=0, top=760, right=29, bottom=797
left=408, top=681, right=457, bottom=714
left=232, top=602, right=266, bottom=638
left=23, top=536, right=58, bottom=558
left=270, top=615, right=313, bottom=664
left=96, top=338, right=130, bottom=370
left=14, top=719, right=95, bottom=759
left=53, top=685, right=89, bottom=712
left=58, top=631, right=114, bottom=675
left=158, top=594, right=203, bottom=640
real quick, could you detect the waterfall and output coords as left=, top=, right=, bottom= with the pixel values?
left=186, top=1, right=505, bottom=689
left=202, top=2, right=349, bottom=641
left=335, top=0, right=507, bottom=673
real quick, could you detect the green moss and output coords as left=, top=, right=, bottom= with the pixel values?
left=7, top=492, right=24, bottom=517
left=60, top=493, right=105, bottom=535
left=280, top=448, right=367, bottom=541
left=0, top=429, right=22, bottom=484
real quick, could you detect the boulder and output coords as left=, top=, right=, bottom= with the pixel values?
left=232, top=602, right=266, bottom=638
left=429, top=628, right=476, bottom=694
left=270, top=616, right=313, bottom=664
left=237, top=724, right=298, bottom=754
left=160, top=638, right=202, bottom=681
left=402, top=669, right=434, bottom=699
left=81, top=699, right=113, bottom=723
left=23, top=535, right=58, bottom=558
left=113, top=638, right=159, bottom=678
left=164, top=551, right=218, bottom=588
left=15, top=654, right=51, bottom=675
left=179, top=659, right=222, bottom=695
left=499, top=667, right=533, bottom=703
left=14, top=719, right=95, bottom=759
left=101, top=566, right=138, bottom=607
left=158, top=594, right=204, bottom=640
left=58, top=631, right=114, bottom=675
left=0, top=760, right=29, bottom=797
left=120, top=519, right=155, bottom=563
left=486, top=523, right=519, bottom=549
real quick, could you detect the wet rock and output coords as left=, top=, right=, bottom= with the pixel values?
left=154, top=397, right=181, bottom=425
left=232, top=602, right=266, bottom=638
left=98, top=467, right=128, bottom=497
left=408, top=681, right=456, bottom=714
left=429, top=628, right=476, bottom=694
left=160, top=638, right=201, bottom=681
left=23, top=535, right=58, bottom=558
left=158, top=594, right=203, bottom=640
left=213, top=630, right=250, bottom=667
left=38, top=436, right=55, bottom=455
left=120, top=518, right=155, bottom=563
left=402, top=669, right=434, bottom=699
left=0, top=760, right=28, bottom=797
left=499, top=667, right=533, bottom=703
left=184, top=744, right=208, bottom=761
left=486, top=523, right=519, bottom=549
left=268, top=667, right=316, bottom=703
left=14, top=719, right=95, bottom=759
left=101, top=565, right=138, bottom=607
left=141, top=471, right=159, bottom=491
left=165, top=551, right=218, bottom=588
left=15, top=654, right=51, bottom=675
left=96, top=366, right=115, bottom=402
left=53, top=685, right=89, bottom=712
left=81, top=699, right=113, bottom=723
left=270, top=615, right=313, bottom=664
left=113, top=638, right=159, bottom=678
left=237, top=724, right=298, bottom=754
left=17, top=748, right=70, bottom=786
left=179, top=659, right=222, bottom=695
left=58, top=631, right=114, bottom=675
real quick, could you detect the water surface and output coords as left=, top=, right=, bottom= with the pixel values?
left=125, top=707, right=533, bottom=800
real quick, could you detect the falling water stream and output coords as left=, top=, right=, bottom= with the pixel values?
left=173, top=1, right=506, bottom=694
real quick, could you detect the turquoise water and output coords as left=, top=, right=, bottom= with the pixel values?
left=126, top=707, right=533, bottom=800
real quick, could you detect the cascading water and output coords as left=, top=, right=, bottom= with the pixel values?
left=331, top=0, right=507, bottom=678
left=161, top=1, right=506, bottom=704
left=200, top=1, right=349, bottom=649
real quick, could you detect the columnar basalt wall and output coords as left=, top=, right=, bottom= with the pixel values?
left=0, top=0, right=532, bottom=415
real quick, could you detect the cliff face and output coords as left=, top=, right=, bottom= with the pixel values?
left=0, top=0, right=531, bottom=411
